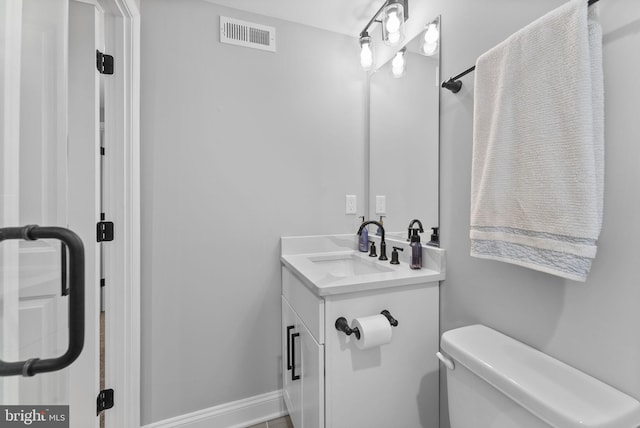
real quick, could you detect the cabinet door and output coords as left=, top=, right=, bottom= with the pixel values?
left=282, top=297, right=302, bottom=428
left=324, top=284, right=439, bottom=428
left=300, top=324, right=324, bottom=428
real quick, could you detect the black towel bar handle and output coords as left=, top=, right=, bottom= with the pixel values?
left=0, top=225, right=85, bottom=377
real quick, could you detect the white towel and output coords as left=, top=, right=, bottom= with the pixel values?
left=470, top=0, right=604, bottom=282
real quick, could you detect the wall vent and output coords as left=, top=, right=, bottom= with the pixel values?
left=220, top=16, right=276, bottom=52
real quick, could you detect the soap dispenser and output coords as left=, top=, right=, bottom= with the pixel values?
left=410, top=228, right=423, bottom=270
left=358, top=216, right=369, bottom=252
left=427, top=227, right=440, bottom=247
left=376, top=215, right=385, bottom=236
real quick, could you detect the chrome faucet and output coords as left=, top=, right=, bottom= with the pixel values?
left=357, top=220, right=387, bottom=261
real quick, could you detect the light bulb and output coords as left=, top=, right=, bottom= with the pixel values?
left=391, top=50, right=405, bottom=78
left=421, top=41, right=438, bottom=56
left=424, top=23, right=440, bottom=44
left=387, top=31, right=401, bottom=45
left=359, top=35, right=373, bottom=70
left=360, top=44, right=373, bottom=70
left=391, top=51, right=404, bottom=68
left=385, top=11, right=401, bottom=34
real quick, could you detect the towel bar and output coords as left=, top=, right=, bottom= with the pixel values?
left=441, top=0, right=602, bottom=93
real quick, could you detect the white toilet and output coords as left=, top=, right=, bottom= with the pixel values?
left=439, top=325, right=640, bottom=428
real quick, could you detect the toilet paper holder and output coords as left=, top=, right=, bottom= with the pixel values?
left=335, top=310, right=398, bottom=340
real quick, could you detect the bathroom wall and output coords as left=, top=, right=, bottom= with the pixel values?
left=429, top=0, right=640, bottom=426
left=139, top=0, right=366, bottom=424
left=140, top=0, right=640, bottom=426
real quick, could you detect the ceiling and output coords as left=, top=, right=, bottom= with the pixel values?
left=203, top=0, right=383, bottom=37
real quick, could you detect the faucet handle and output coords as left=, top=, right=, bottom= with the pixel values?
left=390, top=246, right=404, bottom=264
left=368, top=241, right=378, bottom=258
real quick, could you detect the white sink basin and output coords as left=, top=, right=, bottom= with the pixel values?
left=307, top=253, right=393, bottom=277
left=280, top=234, right=445, bottom=296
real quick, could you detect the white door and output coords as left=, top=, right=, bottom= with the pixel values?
left=0, top=0, right=101, bottom=427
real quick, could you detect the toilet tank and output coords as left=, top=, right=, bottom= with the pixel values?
left=441, top=325, right=640, bottom=428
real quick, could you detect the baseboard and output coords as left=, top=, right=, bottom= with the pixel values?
left=141, top=390, right=287, bottom=428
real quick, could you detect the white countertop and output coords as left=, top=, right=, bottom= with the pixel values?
left=281, top=234, right=446, bottom=296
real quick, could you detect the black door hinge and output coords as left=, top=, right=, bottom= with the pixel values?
left=97, top=218, right=114, bottom=242
left=97, top=388, right=114, bottom=414
left=96, top=50, right=114, bottom=75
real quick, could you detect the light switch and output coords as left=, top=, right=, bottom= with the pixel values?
left=375, top=195, right=386, bottom=214
left=345, top=195, right=357, bottom=214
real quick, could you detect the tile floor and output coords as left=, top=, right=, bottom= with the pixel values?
left=246, top=415, right=293, bottom=428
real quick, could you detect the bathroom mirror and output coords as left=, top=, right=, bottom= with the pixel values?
left=369, top=16, right=440, bottom=239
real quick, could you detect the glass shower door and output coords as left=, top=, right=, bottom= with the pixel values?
left=1, top=1, right=98, bottom=426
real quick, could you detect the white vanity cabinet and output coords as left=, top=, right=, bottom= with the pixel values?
left=281, top=263, right=441, bottom=428
left=282, top=297, right=324, bottom=428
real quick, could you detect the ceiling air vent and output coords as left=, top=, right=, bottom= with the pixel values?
left=220, top=16, right=276, bottom=52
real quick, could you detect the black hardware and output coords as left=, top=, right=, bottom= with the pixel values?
left=291, top=332, right=300, bottom=381
left=441, top=76, right=465, bottom=93
left=379, top=239, right=388, bottom=261
left=427, top=227, right=440, bottom=247
left=97, top=388, right=114, bottom=414
left=100, top=278, right=106, bottom=288
left=381, top=310, right=399, bottom=327
left=335, top=317, right=361, bottom=340
left=410, top=224, right=424, bottom=246
left=407, top=219, right=425, bottom=240
left=357, top=220, right=387, bottom=261
left=97, top=220, right=114, bottom=242
left=442, top=0, right=601, bottom=93
left=368, top=241, right=378, bottom=258
left=96, top=50, right=114, bottom=75
left=100, top=147, right=105, bottom=156
left=335, top=312, right=398, bottom=340
left=286, top=325, right=295, bottom=370
left=390, top=246, right=403, bottom=264
left=61, top=242, right=69, bottom=296
left=0, top=225, right=85, bottom=377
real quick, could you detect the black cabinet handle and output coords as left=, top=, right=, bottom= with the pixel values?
left=286, top=325, right=295, bottom=370
left=0, top=225, right=85, bottom=377
left=61, top=241, right=68, bottom=296
left=291, top=332, right=300, bottom=381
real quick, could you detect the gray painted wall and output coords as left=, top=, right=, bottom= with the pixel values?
left=140, top=0, right=640, bottom=426
left=432, top=0, right=640, bottom=426
left=139, top=0, right=366, bottom=423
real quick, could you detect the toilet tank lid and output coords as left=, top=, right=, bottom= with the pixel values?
left=441, top=325, right=640, bottom=428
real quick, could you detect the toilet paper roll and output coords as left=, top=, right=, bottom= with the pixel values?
left=351, top=314, right=393, bottom=350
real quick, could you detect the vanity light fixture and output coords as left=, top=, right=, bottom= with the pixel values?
left=391, top=48, right=406, bottom=78
left=381, top=1, right=405, bottom=46
left=358, top=0, right=409, bottom=70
